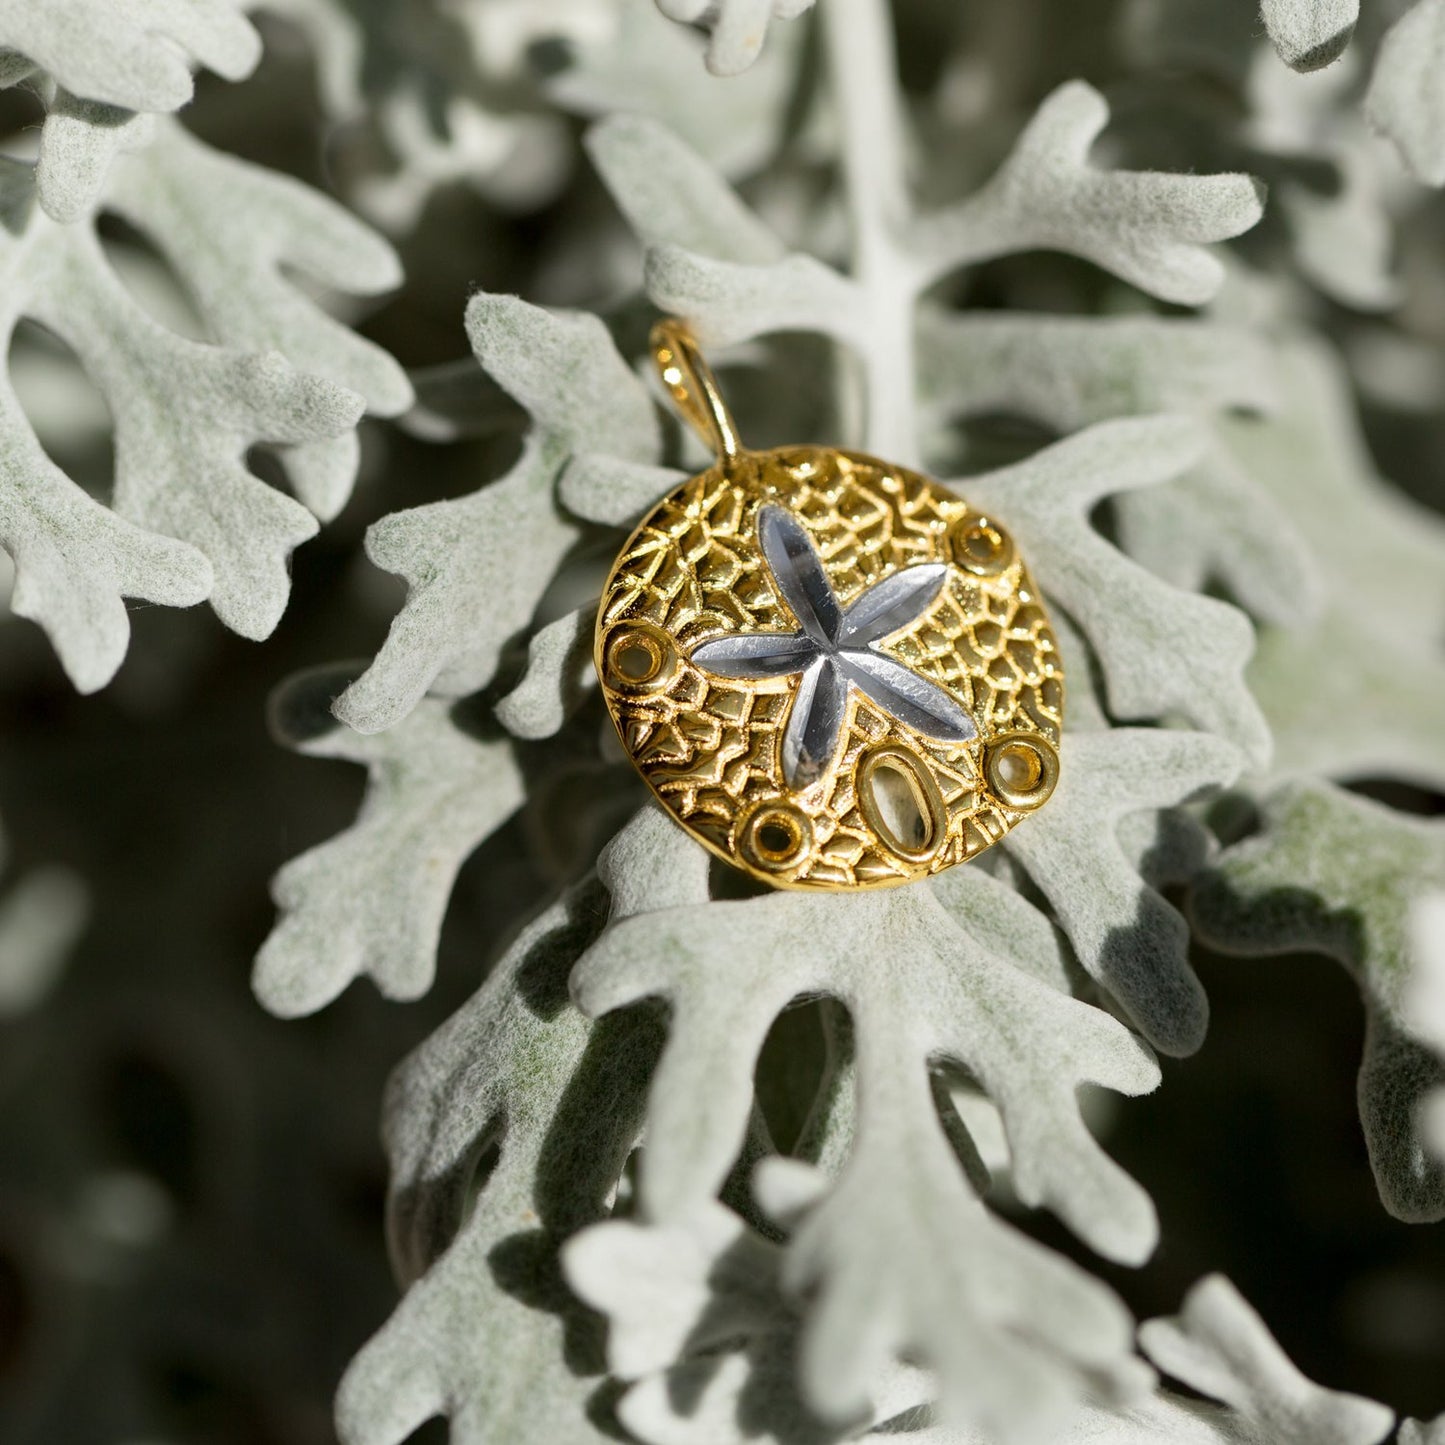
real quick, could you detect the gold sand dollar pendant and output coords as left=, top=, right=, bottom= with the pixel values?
left=595, top=321, right=1064, bottom=891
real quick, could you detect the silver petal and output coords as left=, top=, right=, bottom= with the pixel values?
left=782, top=656, right=849, bottom=788
left=758, top=504, right=843, bottom=646
left=840, top=651, right=977, bottom=742
left=691, top=630, right=818, bottom=678
left=838, top=563, right=949, bottom=647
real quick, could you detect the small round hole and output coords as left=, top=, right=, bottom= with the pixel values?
left=602, top=622, right=677, bottom=694
left=993, top=743, right=1041, bottom=792
left=757, top=819, right=797, bottom=857
left=985, top=733, right=1059, bottom=810
left=739, top=802, right=813, bottom=873
left=616, top=640, right=658, bottom=682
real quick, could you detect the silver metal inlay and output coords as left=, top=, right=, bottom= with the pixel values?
left=689, top=505, right=977, bottom=788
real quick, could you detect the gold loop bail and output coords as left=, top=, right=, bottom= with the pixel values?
left=651, top=318, right=742, bottom=461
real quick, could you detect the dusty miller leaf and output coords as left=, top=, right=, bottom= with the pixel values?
left=908, top=81, right=1263, bottom=305
left=1365, top=0, right=1445, bottom=184
left=1260, top=0, right=1359, bottom=72
left=553, top=0, right=810, bottom=180
left=493, top=607, right=595, bottom=741
left=1405, top=895, right=1445, bottom=1162
left=996, top=728, right=1242, bottom=1057
left=963, top=418, right=1271, bottom=767
left=1235, top=340, right=1445, bottom=790
left=1136, top=1275, right=1393, bottom=1444
left=570, top=866, right=1160, bottom=1438
left=334, top=812, right=706, bottom=1445
left=1193, top=780, right=1445, bottom=1221
left=253, top=666, right=524, bottom=1018
left=0, top=0, right=260, bottom=113
left=0, top=115, right=407, bottom=690
left=333, top=296, right=659, bottom=734
left=0, top=0, right=264, bottom=220
left=653, top=0, right=817, bottom=78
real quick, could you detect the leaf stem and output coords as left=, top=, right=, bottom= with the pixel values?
left=820, top=0, right=919, bottom=465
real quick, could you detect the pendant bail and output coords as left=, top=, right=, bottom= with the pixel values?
left=651, top=318, right=742, bottom=461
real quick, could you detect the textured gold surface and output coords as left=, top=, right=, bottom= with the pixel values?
left=596, top=444, right=1065, bottom=890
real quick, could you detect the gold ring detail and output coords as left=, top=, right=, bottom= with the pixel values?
left=950, top=516, right=1015, bottom=576
left=601, top=621, right=678, bottom=696
left=738, top=800, right=813, bottom=873
left=985, top=732, right=1059, bottom=810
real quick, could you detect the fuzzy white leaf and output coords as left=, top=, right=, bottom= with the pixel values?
left=0, top=0, right=260, bottom=114
left=963, top=417, right=1272, bottom=767
left=1001, top=728, right=1242, bottom=1057
left=107, top=121, right=412, bottom=427
left=254, top=667, right=524, bottom=1017
left=494, top=606, right=594, bottom=740
left=335, top=297, right=658, bottom=733
left=909, top=82, right=1264, bottom=304
left=571, top=877, right=1157, bottom=1437
left=1365, top=0, right=1445, bottom=185
left=36, top=93, right=154, bottom=225
left=1139, top=1275, right=1392, bottom=1443
left=646, top=243, right=862, bottom=349
left=1193, top=781, right=1445, bottom=1220
left=586, top=113, right=785, bottom=262
left=1232, top=340, right=1445, bottom=791
left=337, top=813, right=706, bottom=1445
left=0, top=114, right=405, bottom=686
left=1261, top=0, right=1359, bottom=71
left=655, top=0, right=816, bottom=76
left=916, top=311, right=1281, bottom=434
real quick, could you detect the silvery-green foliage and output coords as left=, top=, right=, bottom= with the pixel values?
left=571, top=1225, right=1399, bottom=1444
left=253, top=666, right=524, bottom=1018
left=0, top=9, right=410, bottom=692
left=1405, top=895, right=1445, bottom=1161
left=1235, top=339, right=1445, bottom=791
left=201, top=0, right=1445, bottom=1440
left=0, top=0, right=261, bottom=220
left=332, top=818, right=692, bottom=1445
left=1194, top=783, right=1445, bottom=1220
left=555, top=0, right=810, bottom=180
left=653, top=0, right=817, bottom=77
left=1255, top=0, right=1445, bottom=186
left=332, top=297, right=660, bottom=735
left=258, top=2, right=1334, bottom=1435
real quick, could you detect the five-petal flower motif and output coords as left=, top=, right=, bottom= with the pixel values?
left=690, top=505, right=977, bottom=788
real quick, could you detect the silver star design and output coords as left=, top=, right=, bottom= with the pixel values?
left=690, top=505, right=977, bottom=789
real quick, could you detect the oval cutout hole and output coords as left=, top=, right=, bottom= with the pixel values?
left=872, top=761, right=931, bottom=850
left=856, top=745, right=948, bottom=864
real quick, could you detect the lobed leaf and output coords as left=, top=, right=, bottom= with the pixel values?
left=253, top=666, right=525, bottom=1018
left=1193, top=781, right=1445, bottom=1221
left=654, top=0, right=817, bottom=77
left=963, top=417, right=1272, bottom=767
left=909, top=82, right=1264, bottom=305
left=1260, top=0, right=1359, bottom=71
left=570, top=867, right=1159, bottom=1436
left=1365, top=0, right=1445, bottom=185
left=0, top=0, right=260, bottom=114
left=1138, top=1275, right=1392, bottom=1444
left=334, top=298, right=659, bottom=734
